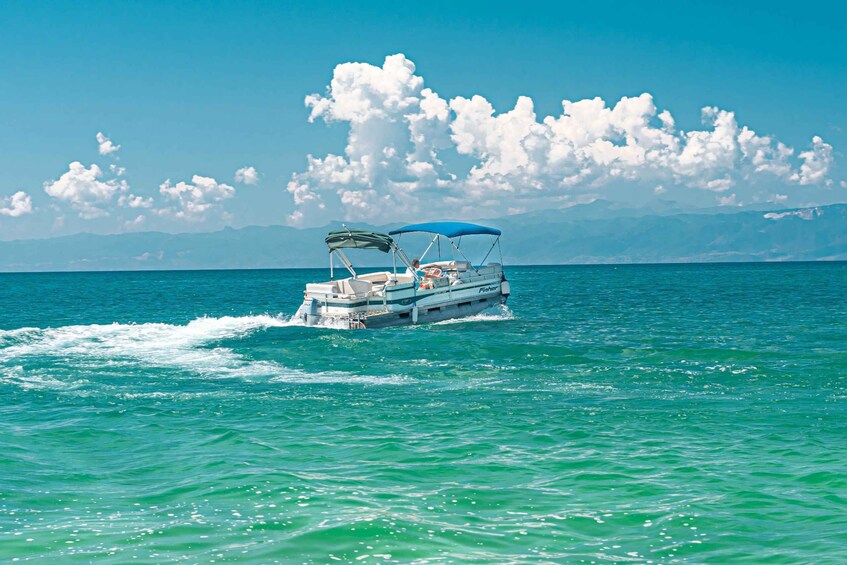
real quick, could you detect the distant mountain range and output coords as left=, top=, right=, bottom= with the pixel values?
left=2, top=202, right=846, bottom=271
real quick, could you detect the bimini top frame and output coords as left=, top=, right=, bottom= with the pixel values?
left=388, top=221, right=501, bottom=239
left=388, top=221, right=503, bottom=270
left=325, top=229, right=395, bottom=253
left=324, top=227, right=417, bottom=281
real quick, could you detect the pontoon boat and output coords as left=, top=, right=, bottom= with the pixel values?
left=295, top=222, right=510, bottom=329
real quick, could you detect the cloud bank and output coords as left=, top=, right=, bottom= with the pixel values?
left=43, top=161, right=129, bottom=219
left=33, top=130, right=238, bottom=227
left=0, top=191, right=33, bottom=217
left=158, top=175, right=236, bottom=221
left=287, top=54, right=836, bottom=225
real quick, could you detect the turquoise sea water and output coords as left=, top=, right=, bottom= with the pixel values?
left=1, top=263, right=846, bottom=563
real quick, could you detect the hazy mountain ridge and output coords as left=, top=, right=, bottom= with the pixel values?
left=2, top=203, right=846, bottom=272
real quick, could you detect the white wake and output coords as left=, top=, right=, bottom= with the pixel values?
left=0, top=314, right=408, bottom=388
left=430, top=304, right=515, bottom=326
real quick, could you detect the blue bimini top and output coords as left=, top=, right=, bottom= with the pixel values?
left=388, top=221, right=501, bottom=239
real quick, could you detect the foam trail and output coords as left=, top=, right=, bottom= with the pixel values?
left=431, top=304, right=515, bottom=326
left=0, top=314, right=293, bottom=361
left=0, top=315, right=408, bottom=387
left=0, top=364, right=85, bottom=391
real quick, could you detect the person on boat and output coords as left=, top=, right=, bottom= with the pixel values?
left=406, top=259, right=425, bottom=278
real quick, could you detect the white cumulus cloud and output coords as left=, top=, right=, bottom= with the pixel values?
left=790, top=136, right=833, bottom=185
left=0, top=191, right=33, bottom=217
left=717, top=193, right=739, bottom=206
left=96, top=132, right=121, bottom=156
left=43, top=161, right=128, bottom=218
left=287, top=53, right=838, bottom=225
left=159, top=175, right=235, bottom=221
left=118, top=193, right=154, bottom=208
left=234, top=166, right=259, bottom=185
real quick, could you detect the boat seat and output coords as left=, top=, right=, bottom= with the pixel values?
left=392, top=274, right=415, bottom=285
left=475, top=265, right=498, bottom=276
left=306, top=282, right=338, bottom=295
left=359, top=271, right=391, bottom=283
left=436, top=260, right=470, bottom=271
left=425, top=260, right=465, bottom=269
left=337, top=278, right=373, bottom=296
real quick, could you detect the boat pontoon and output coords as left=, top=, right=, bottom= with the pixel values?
left=295, top=221, right=510, bottom=329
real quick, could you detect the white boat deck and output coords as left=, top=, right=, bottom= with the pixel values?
left=305, top=260, right=497, bottom=301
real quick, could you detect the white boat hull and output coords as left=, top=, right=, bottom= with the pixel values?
left=355, top=291, right=507, bottom=329
left=296, top=265, right=509, bottom=329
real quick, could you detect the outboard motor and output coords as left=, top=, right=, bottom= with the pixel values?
left=306, top=298, right=320, bottom=325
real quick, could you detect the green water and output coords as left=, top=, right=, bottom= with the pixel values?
left=1, top=264, right=846, bottom=563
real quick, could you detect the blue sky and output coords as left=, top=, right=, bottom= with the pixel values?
left=0, top=0, right=844, bottom=239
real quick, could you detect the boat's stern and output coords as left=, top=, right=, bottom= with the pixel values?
left=295, top=278, right=383, bottom=329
